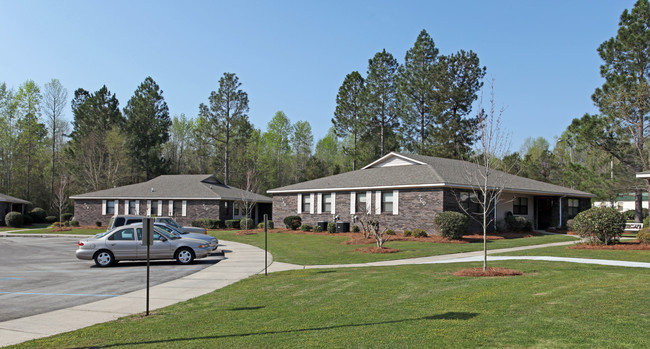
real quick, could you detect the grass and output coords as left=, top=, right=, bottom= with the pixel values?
left=493, top=244, right=650, bottom=263
left=15, top=261, right=650, bottom=348
left=0, top=223, right=50, bottom=231
left=211, top=230, right=577, bottom=265
left=7, top=227, right=105, bottom=235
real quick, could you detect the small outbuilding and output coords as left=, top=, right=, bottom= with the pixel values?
left=0, top=193, right=31, bottom=224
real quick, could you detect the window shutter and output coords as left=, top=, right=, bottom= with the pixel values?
left=135, top=200, right=140, bottom=215
left=169, top=200, right=174, bottom=216
left=157, top=200, right=163, bottom=216
left=393, top=190, right=399, bottom=215
left=147, top=200, right=151, bottom=215
left=124, top=200, right=129, bottom=215
left=331, top=192, right=336, bottom=214
left=366, top=191, right=372, bottom=213
left=114, top=200, right=119, bottom=216
left=317, top=193, right=322, bottom=214
left=102, top=200, right=107, bottom=215
left=309, top=193, right=315, bottom=214
left=297, top=194, right=302, bottom=214
left=375, top=191, right=381, bottom=214
left=182, top=200, right=187, bottom=216
left=350, top=192, right=356, bottom=214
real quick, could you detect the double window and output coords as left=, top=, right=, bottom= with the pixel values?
left=567, top=198, right=580, bottom=218
left=513, top=197, right=528, bottom=215
left=459, top=191, right=481, bottom=213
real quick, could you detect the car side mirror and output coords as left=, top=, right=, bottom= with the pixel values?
left=160, top=236, right=167, bottom=242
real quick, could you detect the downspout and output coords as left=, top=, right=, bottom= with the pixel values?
left=558, top=196, right=566, bottom=229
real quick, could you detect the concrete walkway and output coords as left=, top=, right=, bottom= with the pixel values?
left=0, top=240, right=273, bottom=348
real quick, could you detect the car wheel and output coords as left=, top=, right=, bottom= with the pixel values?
left=94, top=250, right=114, bottom=267
left=175, top=248, right=195, bottom=265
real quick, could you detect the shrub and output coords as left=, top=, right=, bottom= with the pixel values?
left=327, top=222, right=336, bottom=234
left=385, top=229, right=395, bottom=235
left=283, top=216, right=302, bottom=230
left=240, top=217, right=255, bottom=230
left=637, top=228, right=650, bottom=244
left=566, top=219, right=575, bottom=232
left=192, top=218, right=221, bottom=229
left=504, top=212, right=532, bottom=232
left=352, top=225, right=360, bottom=233
left=62, top=213, right=73, bottom=222
left=225, top=219, right=240, bottom=229
left=573, top=207, right=625, bottom=245
left=300, top=224, right=312, bottom=232
left=45, top=216, right=57, bottom=223
left=314, top=225, right=323, bottom=232
left=95, top=221, right=102, bottom=227
left=70, top=220, right=80, bottom=227
left=22, top=214, right=33, bottom=226
left=623, top=210, right=636, bottom=221
left=64, top=221, right=70, bottom=227
left=256, top=221, right=275, bottom=229
left=433, top=212, right=469, bottom=239
left=29, top=208, right=47, bottom=223
left=5, top=212, right=23, bottom=227
left=403, top=230, right=412, bottom=237
left=644, top=216, right=649, bottom=229
left=412, top=229, right=428, bottom=238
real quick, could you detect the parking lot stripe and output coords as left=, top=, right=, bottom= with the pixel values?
left=0, top=291, right=119, bottom=297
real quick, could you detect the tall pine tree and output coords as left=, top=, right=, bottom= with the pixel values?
left=332, top=71, right=365, bottom=170
left=365, top=49, right=400, bottom=157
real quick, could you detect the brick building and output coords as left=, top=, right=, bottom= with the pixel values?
left=268, top=153, right=594, bottom=234
left=71, top=174, right=272, bottom=226
left=1, top=193, right=31, bottom=225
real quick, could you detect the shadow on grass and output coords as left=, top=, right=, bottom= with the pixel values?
left=73, top=312, right=478, bottom=348
left=228, top=306, right=265, bottom=311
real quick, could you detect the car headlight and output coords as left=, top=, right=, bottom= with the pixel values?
left=198, top=244, right=208, bottom=249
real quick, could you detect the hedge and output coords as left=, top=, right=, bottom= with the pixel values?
left=433, top=212, right=468, bottom=239
left=29, top=208, right=47, bottom=223
left=225, top=219, right=240, bottom=229
left=5, top=212, right=24, bottom=227
left=192, top=218, right=221, bottom=229
left=240, top=217, right=255, bottom=230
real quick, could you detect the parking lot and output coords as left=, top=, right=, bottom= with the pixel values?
left=0, top=235, right=222, bottom=322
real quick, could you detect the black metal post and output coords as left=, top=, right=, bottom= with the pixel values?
left=146, top=241, right=150, bottom=316
left=264, top=214, right=268, bottom=276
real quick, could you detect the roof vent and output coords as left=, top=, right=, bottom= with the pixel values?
left=151, top=187, right=155, bottom=192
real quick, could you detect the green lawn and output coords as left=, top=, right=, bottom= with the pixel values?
left=0, top=223, right=50, bottom=231
left=493, top=244, right=650, bottom=263
left=211, top=230, right=577, bottom=265
left=8, top=227, right=105, bottom=235
left=15, top=261, right=650, bottom=348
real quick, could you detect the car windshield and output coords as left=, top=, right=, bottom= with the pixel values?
left=155, top=224, right=182, bottom=237
left=95, top=231, right=111, bottom=238
left=154, top=227, right=178, bottom=240
left=160, top=218, right=182, bottom=229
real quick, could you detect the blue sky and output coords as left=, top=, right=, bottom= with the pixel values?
left=0, top=0, right=636, bottom=153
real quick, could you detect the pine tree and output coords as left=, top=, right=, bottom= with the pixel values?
left=332, top=71, right=365, bottom=170
left=365, top=49, right=400, bottom=157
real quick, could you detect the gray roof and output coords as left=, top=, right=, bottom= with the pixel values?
left=70, top=174, right=272, bottom=203
left=268, top=152, right=595, bottom=198
left=0, top=193, right=31, bottom=205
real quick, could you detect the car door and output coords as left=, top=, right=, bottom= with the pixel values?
left=137, top=228, right=173, bottom=259
left=106, top=228, right=138, bottom=259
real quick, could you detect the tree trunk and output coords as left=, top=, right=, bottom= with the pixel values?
left=635, top=189, right=643, bottom=223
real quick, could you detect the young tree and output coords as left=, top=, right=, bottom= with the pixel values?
left=238, top=168, right=258, bottom=232
left=199, top=72, right=249, bottom=185
left=123, top=77, right=171, bottom=181
left=0, top=83, right=16, bottom=193
left=398, top=29, right=440, bottom=154
left=291, top=120, right=313, bottom=182
left=14, top=80, right=45, bottom=201
left=43, top=79, right=68, bottom=202
left=52, top=174, right=69, bottom=225
left=332, top=71, right=365, bottom=170
left=261, top=111, right=292, bottom=189
left=164, top=114, right=194, bottom=174
left=365, top=49, right=400, bottom=157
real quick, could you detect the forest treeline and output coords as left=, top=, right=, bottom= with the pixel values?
left=1, top=0, right=649, bottom=216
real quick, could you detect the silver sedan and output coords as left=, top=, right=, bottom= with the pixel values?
left=154, top=222, right=219, bottom=250
left=76, top=223, right=212, bottom=267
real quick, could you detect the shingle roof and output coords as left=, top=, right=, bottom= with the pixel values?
left=70, top=174, right=272, bottom=203
left=268, top=152, right=595, bottom=198
left=0, top=193, right=31, bottom=205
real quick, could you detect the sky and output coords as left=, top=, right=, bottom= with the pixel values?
left=0, top=0, right=637, bottom=153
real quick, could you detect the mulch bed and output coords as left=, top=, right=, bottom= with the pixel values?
left=453, top=267, right=523, bottom=277
left=51, top=227, right=72, bottom=232
left=570, top=241, right=650, bottom=250
left=353, top=246, right=399, bottom=254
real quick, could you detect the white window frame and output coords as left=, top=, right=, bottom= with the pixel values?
left=113, top=200, right=119, bottom=216
left=102, top=200, right=107, bottom=215
left=182, top=200, right=187, bottom=217
left=317, top=193, right=323, bottom=214
left=297, top=194, right=303, bottom=214
left=169, top=200, right=174, bottom=216
left=375, top=191, right=381, bottom=215
left=157, top=200, right=163, bottom=216
left=366, top=191, right=372, bottom=213
left=309, top=193, right=315, bottom=214
left=135, top=200, right=140, bottom=215
left=392, top=190, right=399, bottom=215
left=331, top=192, right=336, bottom=214
left=147, top=200, right=152, bottom=216
left=124, top=200, right=129, bottom=215
left=350, top=192, right=356, bottom=214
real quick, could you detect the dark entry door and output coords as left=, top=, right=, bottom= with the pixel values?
left=536, top=198, right=553, bottom=230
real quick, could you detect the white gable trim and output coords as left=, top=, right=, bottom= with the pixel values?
left=362, top=152, right=427, bottom=170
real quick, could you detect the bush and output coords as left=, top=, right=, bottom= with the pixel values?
left=283, top=216, right=302, bottom=230
left=225, top=219, right=240, bottom=229
left=644, top=216, right=649, bottom=229
left=314, top=225, right=323, bottom=232
left=433, top=212, right=469, bottom=239
left=70, top=220, right=80, bottom=227
left=637, top=228, right=650, bottom=244
left=62, top=213, right=73, bottom=222
left=412, top=229, right=428, bottom=238
left=327, top=222, right=336, bottom=234
left=240, top=217, right=255, bottom=230
left=300, top=224, right=312, bottom=232
left=22, top=214, right=33, bottom=226
left=192, top=218, right=221, bottom=229
left=5, top=212, right=23, bottom=227
left=386, top=229, right=395, bottom=235
left=566, top=219, right=575, bottom=232
left=45, top=216, right=57, bottom=223
left=573, top=207, right=625, bottom=245
left=29, top=208, right=47, bottom=223
left=95, top=221, right=102, bottom=227
left=623, top=210, right=636, bottom=221
left=403, top=230, right=412, bottom=237
left=352, top=225, right=360, bottom=233
left=256, top=221, right=275, bottom=229
left=504, top=213, right=532, bottom=232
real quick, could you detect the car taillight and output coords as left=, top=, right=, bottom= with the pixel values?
left=78, top=242, right=84, bottom=246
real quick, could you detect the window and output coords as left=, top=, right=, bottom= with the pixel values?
left=109, top=228, right=135, bottom=241
left=302, top=194, right=311, bottom=213
left=173, top=201, right=182, bottom=217
left=150, top=200, right=158, bottom=216
left=513, top=197, right=528, bottom=215
left=381, top=192, right=393, bottom=213
left=356, top=192, right=367, bottom=213
left=234, top=203, right=240, bottom=216
left=107, top=200, right=115, bottom=215
left=568, top=198, right=580, bottom=219
left=322, top=194, right=332, bottom=212
left=129, top=200, right=137, bottom=215
left=460, top=191, right=481, bottom=213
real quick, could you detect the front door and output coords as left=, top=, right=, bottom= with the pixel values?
left=536, top=198, right=553, bottom=230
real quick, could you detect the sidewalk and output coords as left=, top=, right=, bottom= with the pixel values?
left=0, top=240, right=273, bottom=348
